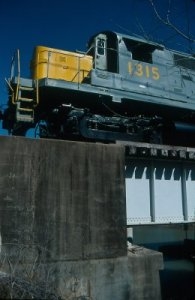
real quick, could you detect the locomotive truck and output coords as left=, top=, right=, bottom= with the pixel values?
left=1, top=30, right=195, bottom=145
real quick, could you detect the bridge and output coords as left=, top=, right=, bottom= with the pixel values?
left=124, top=142, right=195, bottom=225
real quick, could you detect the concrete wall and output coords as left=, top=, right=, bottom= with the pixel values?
left=0, top=136, right=126, bottom=260
left=0, top=136, right=163, bottom=299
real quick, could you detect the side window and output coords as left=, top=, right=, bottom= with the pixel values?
left=123, top=38, right=163, bottom=64
left=94, top=34, right=107, bottom=70
left=97, top=39, right=105, bottom=55
left=174, top=54, right=195, bottom=70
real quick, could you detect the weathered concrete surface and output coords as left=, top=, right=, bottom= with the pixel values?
left=127, top=246, right=163, bottom=300
left=0, top=136, right=163, bottom=299
left=0, top=136, right=126, bottom=260
left=49, top=247, right=163, bottom=299
left=0, top=246, right=163, bottom=300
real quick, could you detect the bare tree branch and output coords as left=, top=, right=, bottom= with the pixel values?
left=148, top=0, right=195, bottom=43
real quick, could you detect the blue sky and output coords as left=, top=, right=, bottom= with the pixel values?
left=0, top=0, right=195, bottom=135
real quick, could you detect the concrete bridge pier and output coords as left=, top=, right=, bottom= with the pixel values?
left=0, top=136, right=163, bottom=299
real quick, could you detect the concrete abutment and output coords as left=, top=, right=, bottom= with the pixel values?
left=0, top=136, right=163, bottom=299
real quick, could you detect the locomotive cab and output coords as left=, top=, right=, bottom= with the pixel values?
left=87, top=31, right=164, bottom=98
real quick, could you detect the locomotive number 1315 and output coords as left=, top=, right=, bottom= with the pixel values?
left=128, top=62, right=160, bottom=80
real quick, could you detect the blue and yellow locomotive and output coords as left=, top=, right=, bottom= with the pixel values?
left=2, top=31, right=195, bottom=145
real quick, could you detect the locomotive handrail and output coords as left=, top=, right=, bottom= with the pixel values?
left=10, top=49, right=20, bottom=104
left=15, top=49, right=21, bottom=104
left=5, top=78, right=14, bottom=92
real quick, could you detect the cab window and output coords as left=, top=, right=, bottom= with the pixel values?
left=97, top=39, right=105, bottom=55
left=123, top=38, right=163, bottom=64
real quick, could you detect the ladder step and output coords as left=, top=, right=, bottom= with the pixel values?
left=16, top=107, right=34, bottom=122
left=19, top=86, right=34, bottom=91
left=17, top=115, right=34, bottom=122
left=15, top=84, right=35, bottom=122
left=18, top=96, right=34, bottom=102
left=17, top=107, right=34, bottom=112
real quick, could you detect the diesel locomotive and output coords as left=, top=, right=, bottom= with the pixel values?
left=2, top=30, right=195, bottom=146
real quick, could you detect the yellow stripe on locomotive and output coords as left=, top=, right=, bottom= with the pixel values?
left=30, top=46, right=93, bottom=83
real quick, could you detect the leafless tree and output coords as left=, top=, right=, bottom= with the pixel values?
left=148, top=0, right=195, bottom=44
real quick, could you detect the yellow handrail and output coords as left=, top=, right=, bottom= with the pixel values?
left=11, top=49, right=20, bottom=104
left=15, top=49, right=21, bottom=103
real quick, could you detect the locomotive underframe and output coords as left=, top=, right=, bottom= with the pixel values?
left=3, top=77, right=195, bottom=146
